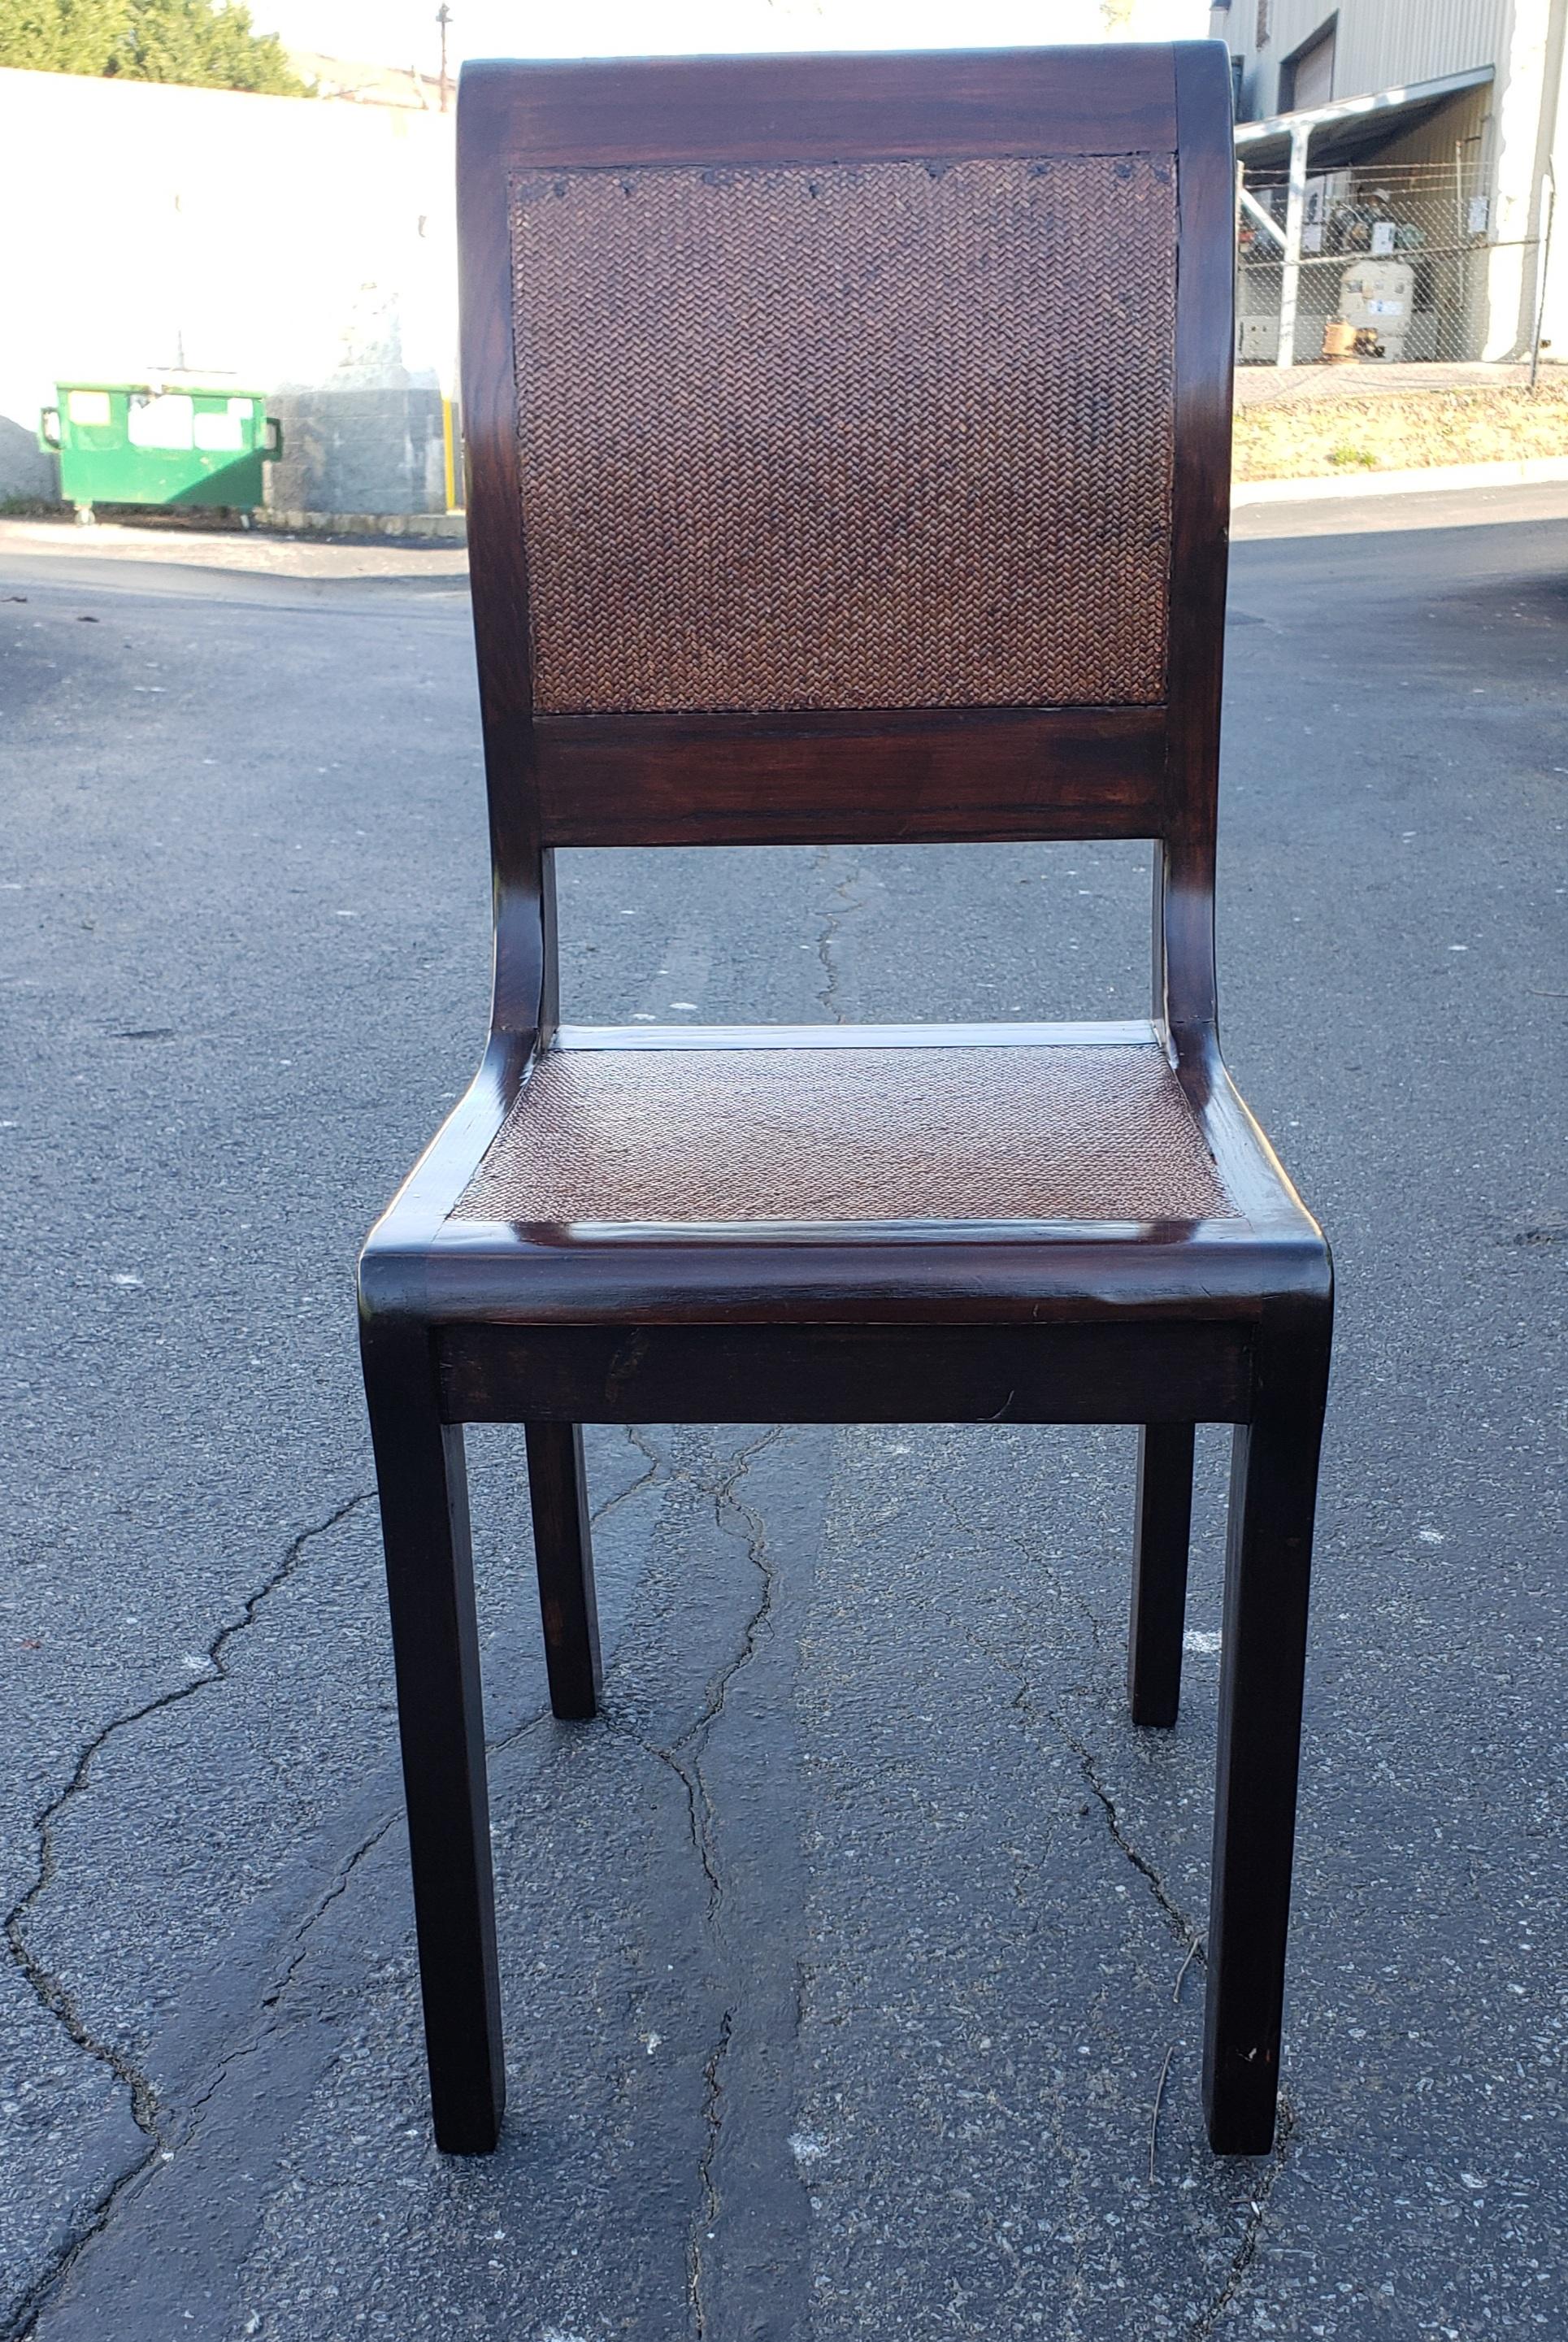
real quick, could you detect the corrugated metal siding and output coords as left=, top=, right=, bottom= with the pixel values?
left=1371, top=81, right=1494, bottom=167
left=1336, top=0, right=1509, bottom=98
left=1227, top=0, right=1509, bottom=117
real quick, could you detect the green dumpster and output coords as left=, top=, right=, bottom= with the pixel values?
left=38, top=382, right=281, bottom=522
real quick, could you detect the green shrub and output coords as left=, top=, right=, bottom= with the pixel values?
left=0, top=0, right=309, bottom=94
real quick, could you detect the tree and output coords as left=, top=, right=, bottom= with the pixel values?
left=0, top=0, right=126, bottom=72
left=0, top=0, right=309, bottom=94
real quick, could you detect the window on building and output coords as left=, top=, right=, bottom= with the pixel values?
left=1281, top=20, right=1336, bottom=111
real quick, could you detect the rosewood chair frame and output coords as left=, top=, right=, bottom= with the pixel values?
left=358, top=42, right=1332, bottom=2160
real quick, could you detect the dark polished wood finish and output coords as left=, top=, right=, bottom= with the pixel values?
left=457, top=46, right=1179, bottom=170
left=358, top=41, right=1333, bottom=2160
left=523, top=1421, right=602, bottom=1718
left=532, top=706, right=1166, bottom=848
left=1128, top=1423, right=1197, bottom=1728
left=359, top=1315, right=505, bottom=2151
left=1204, top=1314, right=1331, bottom=2149
left=444, top=1322, right=1251, bottom=1428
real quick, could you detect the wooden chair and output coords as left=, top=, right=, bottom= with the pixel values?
left=358, top=41, right=1332, bottom=2160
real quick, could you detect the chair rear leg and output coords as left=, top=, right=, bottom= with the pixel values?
left=525, top=1422, right=602, bottom=1720
left=363, top=1323, right=504, bottom=2153
left=1127, top=1423, right=1196, bottom=1727
left=1203, top=1387, right=1327, bottom=2153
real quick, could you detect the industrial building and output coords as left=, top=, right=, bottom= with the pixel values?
left=1212, top=0, right=1568, bottom=364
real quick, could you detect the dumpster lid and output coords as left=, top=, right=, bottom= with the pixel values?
left=56, top=378, right=267, bottom=399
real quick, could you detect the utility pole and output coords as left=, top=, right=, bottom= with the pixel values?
left=1276, top=120, right=1311, bottom=367
left=437, top=4, right=452, bottom=113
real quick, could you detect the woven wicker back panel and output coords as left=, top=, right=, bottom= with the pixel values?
left=509, top=155, right=1176, bottom=715
left=452, top=1043, right=1235, bottom=1224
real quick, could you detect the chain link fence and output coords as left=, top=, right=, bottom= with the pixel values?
left=1236, top=154, right=1547, bottom=367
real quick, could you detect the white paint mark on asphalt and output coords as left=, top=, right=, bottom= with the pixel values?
left=1183, top=1630, right=1222, bottom=1655
left=643, top=933, right=710, bottom=1023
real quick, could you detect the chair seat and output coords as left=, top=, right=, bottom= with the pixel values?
left=451, top=1025, right=1240, bottom=1229
left=417, top=1025, right=1317, bottom=1331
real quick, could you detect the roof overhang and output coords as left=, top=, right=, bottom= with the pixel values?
left=1234, top=64, right=1495, bottom=175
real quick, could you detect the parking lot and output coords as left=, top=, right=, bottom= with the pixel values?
left=2, top=482, right=1564, bottom=2340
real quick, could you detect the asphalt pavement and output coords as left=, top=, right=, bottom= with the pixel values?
left=1, top=483, right=1564, bottom=2341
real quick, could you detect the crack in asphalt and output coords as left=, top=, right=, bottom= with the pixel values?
left=935, top=1471, right=1197, bottom=1951
left=5, top=1489, right=376, bottom=2128
left=259, top=1813, right=400, bottom=2017
left=688, top=2007, right=733, bottom=2341
left=1, top=1488, right=376, bottom=2340
left=176, top=1810, right=403, bottom=2143
left=934, top=1464, right=1304, bottom=2329
left=973, top=1630, right=1207, bottom=1967
left=602, top=1428, right=780, bottom=2340
left=671, top=1441, right=780, bottom=2338
left=3, top=1438, right=667, bottom=2338
left=936, top=1475, right=1108, bottom=1658
left=1058, top=1722, right=1205, bottom=1961
left=7, top=1429, right=688, bottom=2335
left=1186, top=2095, right=1298, bottom=2340
left=0, top=2131, right=163, bottom=2342
left=591, top=1423, right=667, bottom=1532
left=619, top=1430, right=782, bottom=1921
left=811, top=847, right=870, bottom=1025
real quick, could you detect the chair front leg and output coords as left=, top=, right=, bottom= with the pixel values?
left=363, top=1319, right=505, bottom=2153
left=1127, top=1422, right=1196, bottom=1727
left=524, top=1421, right=602, bottom=1719
left=1202, top=1367, right=1328, bottom=2154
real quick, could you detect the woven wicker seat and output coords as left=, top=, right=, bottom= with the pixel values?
left=358, top=45, right=1334, bottom=2166
left=454, top=1040, right=1236, bottom=1226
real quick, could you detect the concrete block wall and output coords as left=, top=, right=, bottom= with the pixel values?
left=0, top=68, right=457, bottom=517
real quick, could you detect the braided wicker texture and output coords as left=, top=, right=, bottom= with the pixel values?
left=509, top=155, right=1176, bottom=715
left=452, top=1044, right=1236, bottom=1225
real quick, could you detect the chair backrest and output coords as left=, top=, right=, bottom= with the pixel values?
left=457, top=46, right=1234, bottom=1040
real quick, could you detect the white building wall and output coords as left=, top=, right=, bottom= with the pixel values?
left=0, top=69, right=457, bottom=513
left=1507, top=0, right=1568, bottom=351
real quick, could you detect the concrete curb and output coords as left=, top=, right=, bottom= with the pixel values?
left=1232, top=454, right=1568, bottom=506
left=255, top=507, right=467, bottom=541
